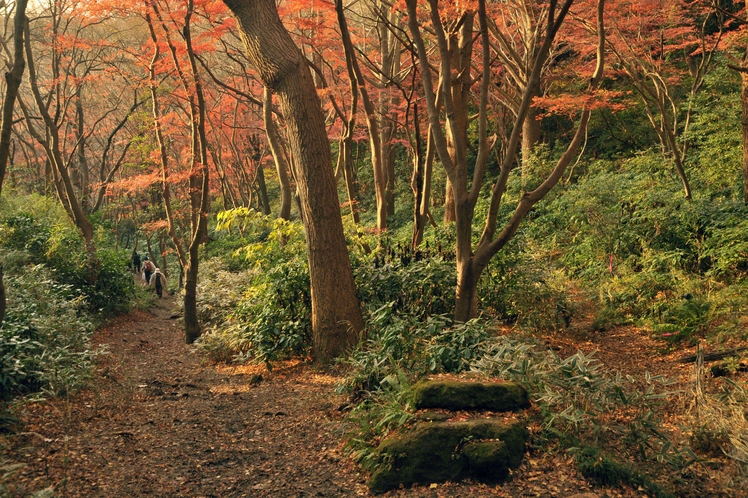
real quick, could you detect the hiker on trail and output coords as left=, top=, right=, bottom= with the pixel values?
left=141, top=257, right=155, bottom=284
left=132, top=252, right=141, bottom=274
left=149, top=268, right=167, bottom=298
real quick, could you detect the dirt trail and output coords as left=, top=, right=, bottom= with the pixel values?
left=5, top=296, right=367, bottom=497
left=5, top=294, right=708, bottom=497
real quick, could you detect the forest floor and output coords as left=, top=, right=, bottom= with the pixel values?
left=1, top=291, right=744, bottom=497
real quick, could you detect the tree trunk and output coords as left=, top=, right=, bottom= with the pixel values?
left=344, top=151, right=361, bottom=224
left=256, top=164, right=271, bottom=215
left=263, top=87, right=292, bottom=220
left=336, top=0, right=387, bottom=231
left=377, top=5, right=401, bottom=217
left=0, top=0, right=28, bottom=327
left=382, top=118, right=396, bottom=217
left=442, top=14, right=474, bottom=225
left=224, top=0, right=365, bottom=364
left=75, top=96, right=90, bottom=212
left=184, top=248, right=201, bottom=344
left=443, top=181, right=456, bottom=223
left=411, top=108, right=425, bottom=249
left=412, top=114, right=436, bottom=248
left=454, top=258, right=480, bottom=322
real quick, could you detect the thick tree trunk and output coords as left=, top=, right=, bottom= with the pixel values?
left=224, top=0, right=365, bottom=364
left=443, top=181, right=456, bottom=223
left=442, top=14, right=474, bottom=225
left=454, top=259, right=480, bottom=322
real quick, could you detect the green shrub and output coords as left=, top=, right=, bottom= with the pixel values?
left=1, top=201, right=135, bottom=317
left=341, top=306, right=495, bottom=394
left=574, top=446, right=674, bottom=498
left=195, top=212, right=312, bottom=366
left=355, top=257, right=455, bottom=319
left=0, top=265, right=98, bottom=399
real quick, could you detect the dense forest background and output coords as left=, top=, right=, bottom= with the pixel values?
left=1, top=0, right=748, bottom=495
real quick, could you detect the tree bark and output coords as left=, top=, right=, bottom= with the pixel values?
left=0, top=0, right=28, bottom=327
left=378, top=5, right=401, bottom=218
left=408, top=0, right=602, bottom=322
left=23, top=19, right=99, bottom=284
left=224, top=0, right=365, bottom=364
left=336, top=0, right=387, bottom=231
left=256, top=164, right=271, bottom=215
left=411, top=105, right=425, bottom=249
left=146, top=0, right=210, bottom=344
left=412, top=109, right=436, bottom=248
left=263, top=87, right=292, bottom=220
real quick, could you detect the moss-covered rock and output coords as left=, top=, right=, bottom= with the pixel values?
left=413, top=380, right=530, bottom=412
left=368, top=420, right=528, bottom=494
left=414, top=410, right=451, bottom=422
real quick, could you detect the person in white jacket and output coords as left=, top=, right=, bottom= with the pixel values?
left=149, top=268, right=168, bottom=298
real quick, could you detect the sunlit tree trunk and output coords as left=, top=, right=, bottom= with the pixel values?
left=336, top=0, right=387, bottom=230
left=224, top=0, right=365, bottom=363
left=22, top=21, right=99, bottom=284
left=146, top=0, right=210, bottom=344
left=263, top=87, right=293, bottom=220
left=377, top=4, right=401, bottom=217
left=411, top=105, right=426, bottom=248
left=256, top=165, right=271, bottom=215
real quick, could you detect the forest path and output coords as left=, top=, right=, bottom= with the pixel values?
left=6, top=294, right=367, bottom=497
left=5, top=291, right=694, bottom=497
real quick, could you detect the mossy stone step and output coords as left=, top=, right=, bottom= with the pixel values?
left=368, top=420, right=528, bottom=494
left=413, top=380, right=530, bottom=412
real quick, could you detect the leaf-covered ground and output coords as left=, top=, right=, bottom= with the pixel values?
left=1, top=293, right=743, bottom=497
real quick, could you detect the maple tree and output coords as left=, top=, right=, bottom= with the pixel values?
left=0, top=0, right=743, bottom=350
left=142, top=0, right=221, bottom=343
left=14, top=0, right=148, bottom=284
left=605, top=0, right=727, bottom=200
left=406, top=0, right=606, bottom=321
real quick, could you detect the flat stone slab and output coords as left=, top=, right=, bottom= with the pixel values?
left=413, top=380, right=530, bottom=412
left=369, top=420, right=528, bottom=494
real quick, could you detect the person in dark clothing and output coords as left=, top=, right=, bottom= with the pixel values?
left=132, top=252, right=141, bottom=274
